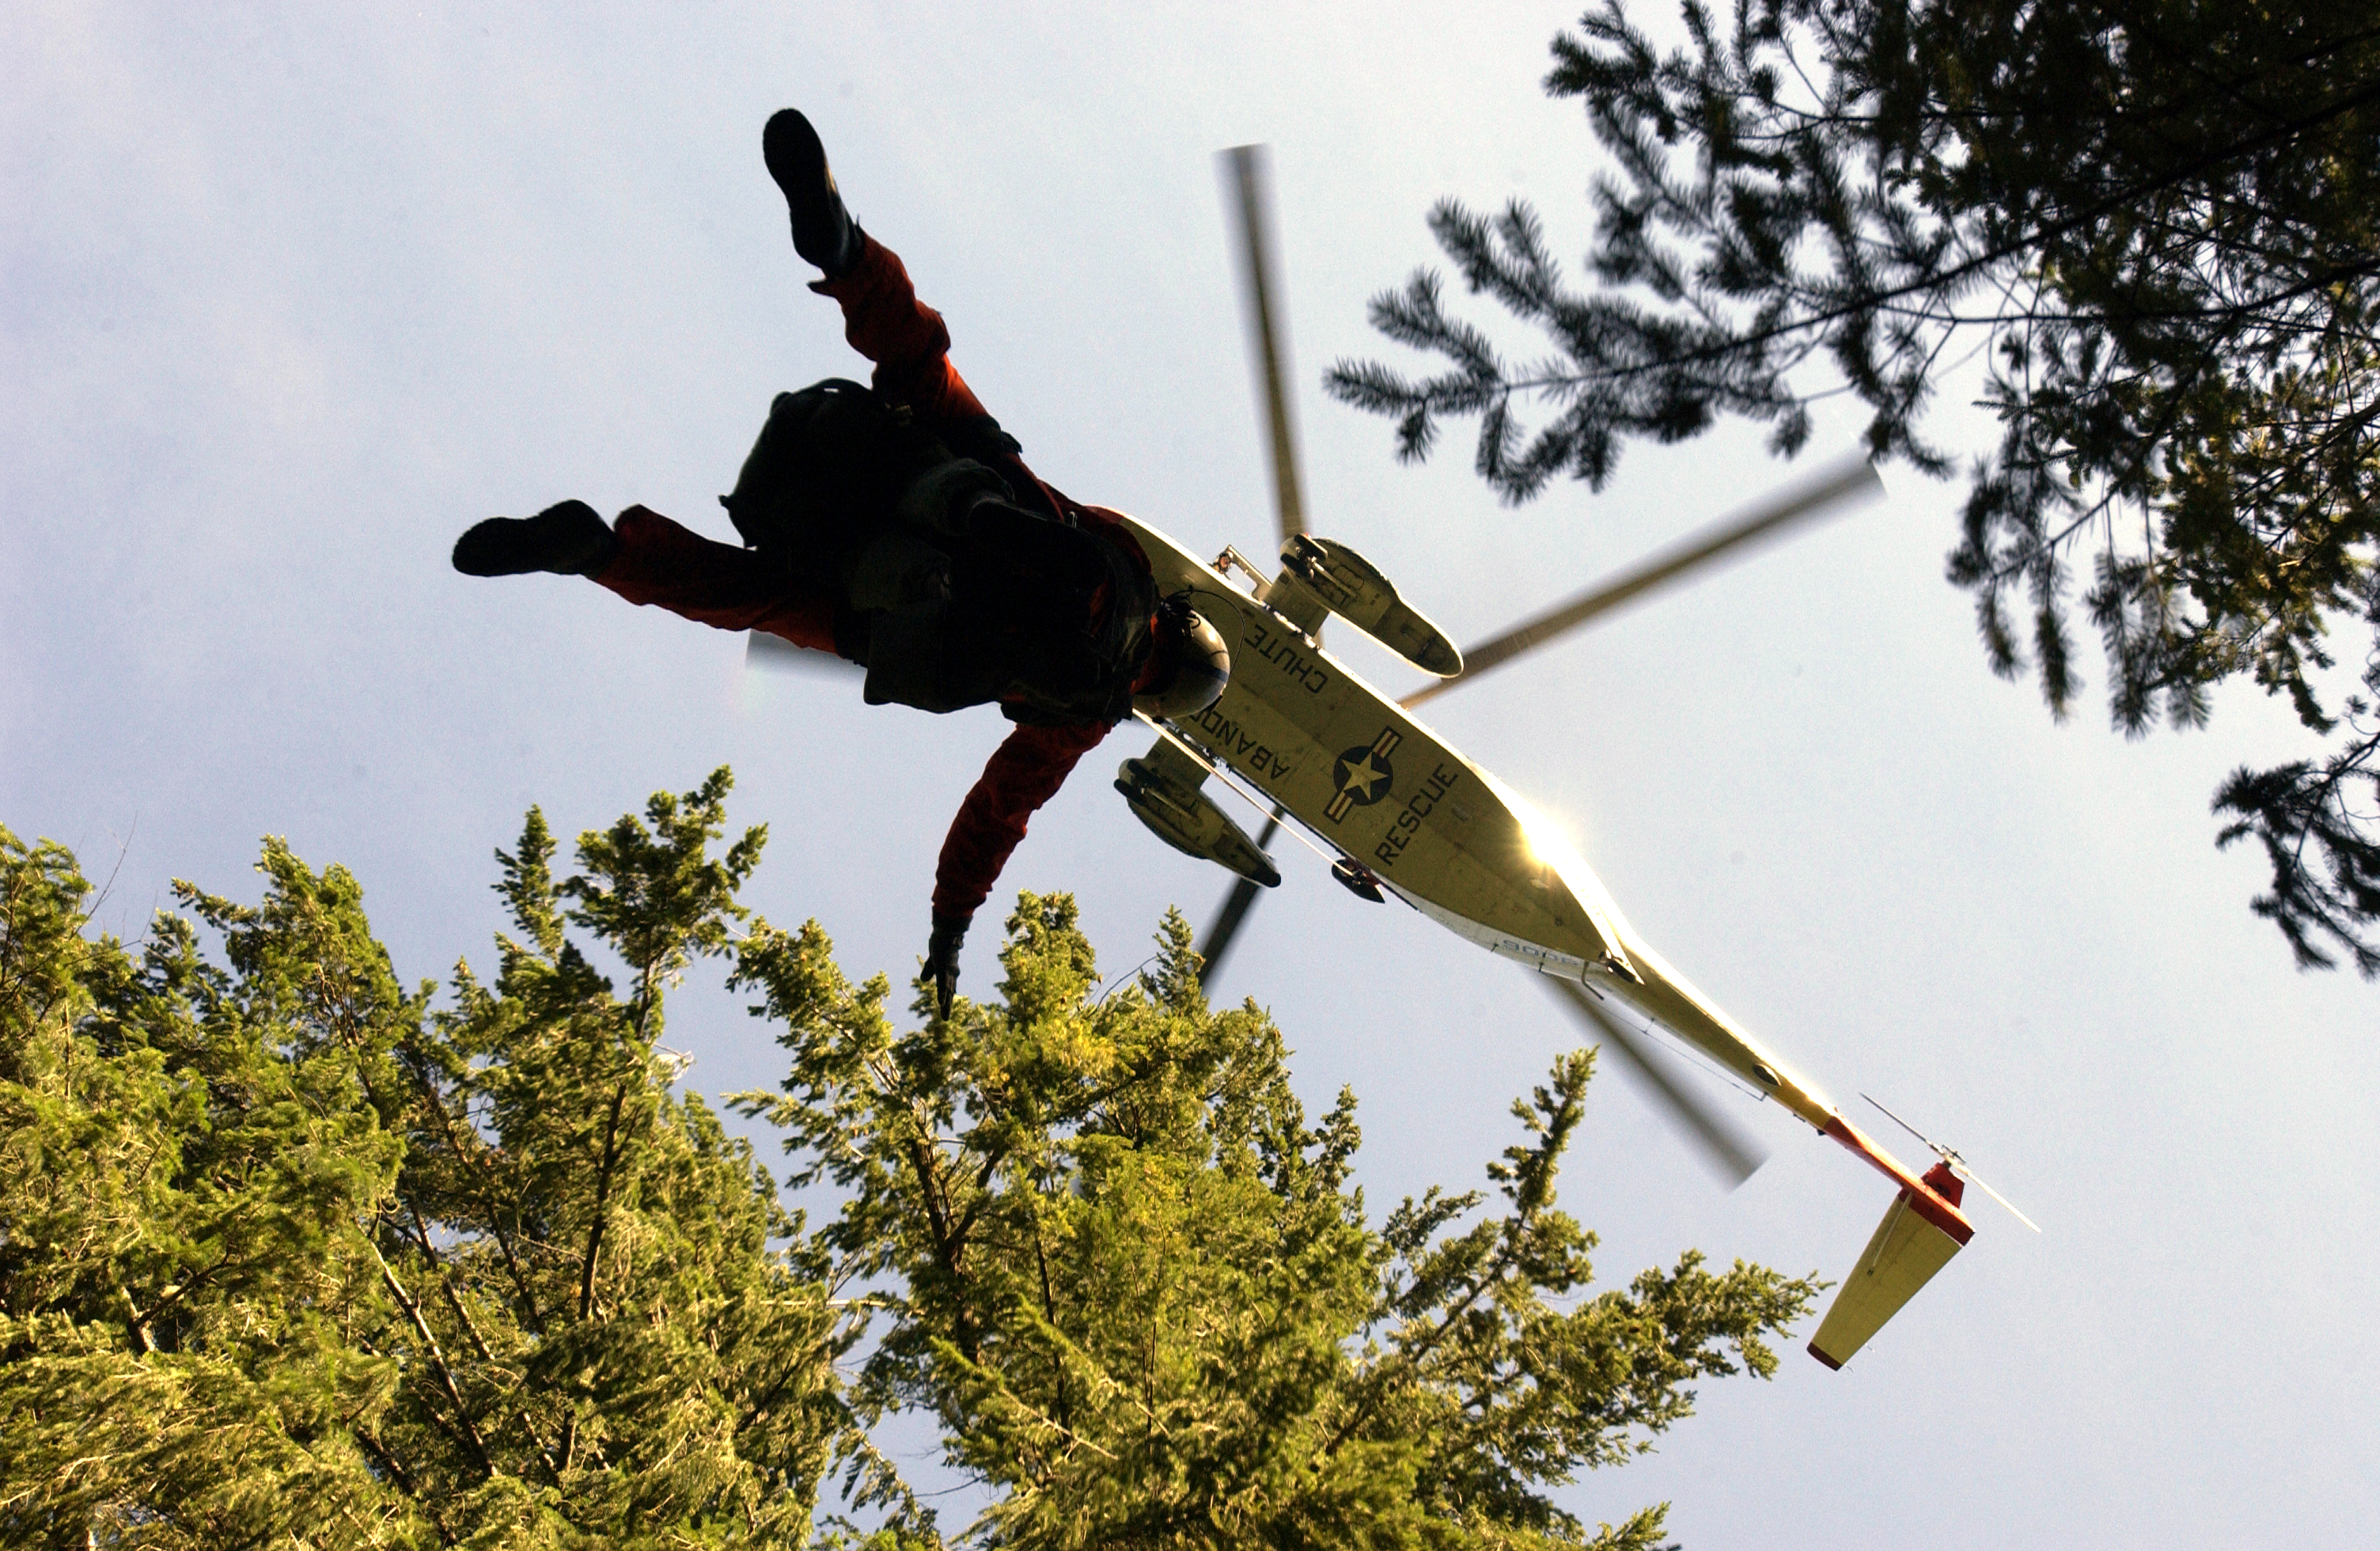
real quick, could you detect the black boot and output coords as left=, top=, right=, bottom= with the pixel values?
left=452, top=499, right=619, bottom=578
left=763, top=108, right=863, bottom=278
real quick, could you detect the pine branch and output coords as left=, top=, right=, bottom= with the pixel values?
left=370, top=1235, right=495, bottom=1478
left=578, top=1076, right=633, bottom=1324
left=400, top=1198, right=566, bottom=1487
left=399, top=1038, right=548, bottom=1335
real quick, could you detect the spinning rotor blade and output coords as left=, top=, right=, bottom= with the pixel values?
left=1545, top=976, right=1768, bottom=1188
left=745, top=630, right=863, bottom=681
left=1864, top=1094, right=2041, bottom=1232
left=1401, top=453, right=1883, bottom=710
left=1223, top=145, right=1306, bottom=544
left=1198, top=809, right=1283, bottom=987
left=1199, top=148, right=1308, bottom=988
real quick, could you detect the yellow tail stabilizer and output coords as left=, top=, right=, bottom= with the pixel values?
left=1808, top=1121, right=1975, bottom=1370
left=1809, top=1189, right=1965, bottom=1368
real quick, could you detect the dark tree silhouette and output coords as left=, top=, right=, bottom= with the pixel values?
left=1329, top=2, right=2380, bottom=973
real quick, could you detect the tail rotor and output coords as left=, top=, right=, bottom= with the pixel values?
left=1863, top=1093, right=2041, bottom=1233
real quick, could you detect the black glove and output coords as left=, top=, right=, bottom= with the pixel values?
left=925, top=915, right=968, bottom=1020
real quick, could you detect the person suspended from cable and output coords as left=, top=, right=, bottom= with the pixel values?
left=453, top=108, right=1231, bottom=1017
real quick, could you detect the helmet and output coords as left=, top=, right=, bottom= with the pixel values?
left=1132, top=601, right=1231, bottom=721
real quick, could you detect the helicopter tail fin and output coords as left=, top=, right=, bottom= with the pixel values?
left=1807, top=1120, right=1975, bottom=1369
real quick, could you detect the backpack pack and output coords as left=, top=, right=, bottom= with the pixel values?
left=718, top=378, right=947, bottom=589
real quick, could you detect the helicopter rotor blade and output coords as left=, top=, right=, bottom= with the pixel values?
left=1197, top=809, right=1283, bottom=988
left=745, top=630, right=865, bottom=681
left=1861, top=1090, right=1938, bottom=1152
left=1196, top=145, right=1305, bottom=993
left=1546, top=976, right=1768, bottom=1188
left=1222, top=145, right=1306, bottom=546
left=1401, top=453, right=1883, bottom=710
left=1959, top=1167, right=2042, bottom=1234
left=1861, top=1093, right=2042, bottom=1232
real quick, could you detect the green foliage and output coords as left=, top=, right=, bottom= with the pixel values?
left=733, top=896, right=1814, bottom=1549
left=5, top=776, right=1817, bottom=1547
left=1, top=825, right=417, bottom=1545
left=0, top=774, right=841, bottom=1549
left=1328, top=1, right=2380, bottom=973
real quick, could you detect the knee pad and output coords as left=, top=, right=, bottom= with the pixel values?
left=843, top=527, right=953, bottom=612
left=861, top=600, right=1002, bottom=714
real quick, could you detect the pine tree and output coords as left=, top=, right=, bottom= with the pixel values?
left=0, top=773, right=847, bottom=1548
left=1, top=825, right=418, bottom=1544
left=6, top=775, right=1817, bottom=1547
left=732, top=893, right=1815, bottom=1549
left=1327, top=1, right=2380, bottom=973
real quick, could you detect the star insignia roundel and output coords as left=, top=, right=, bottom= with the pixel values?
left=1327, top=728, right=1403, bottom=822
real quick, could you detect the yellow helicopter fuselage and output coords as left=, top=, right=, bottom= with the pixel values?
left=1117, top=510, right=1840, bottom=1130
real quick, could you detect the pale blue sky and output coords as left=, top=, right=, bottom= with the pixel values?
left=6, top=5, right=2374, bottom=1545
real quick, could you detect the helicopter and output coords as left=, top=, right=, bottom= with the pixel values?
left=1123, top=146, right=2013, bottom=1371
left=751, top=146, right=2016, bottom=1368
